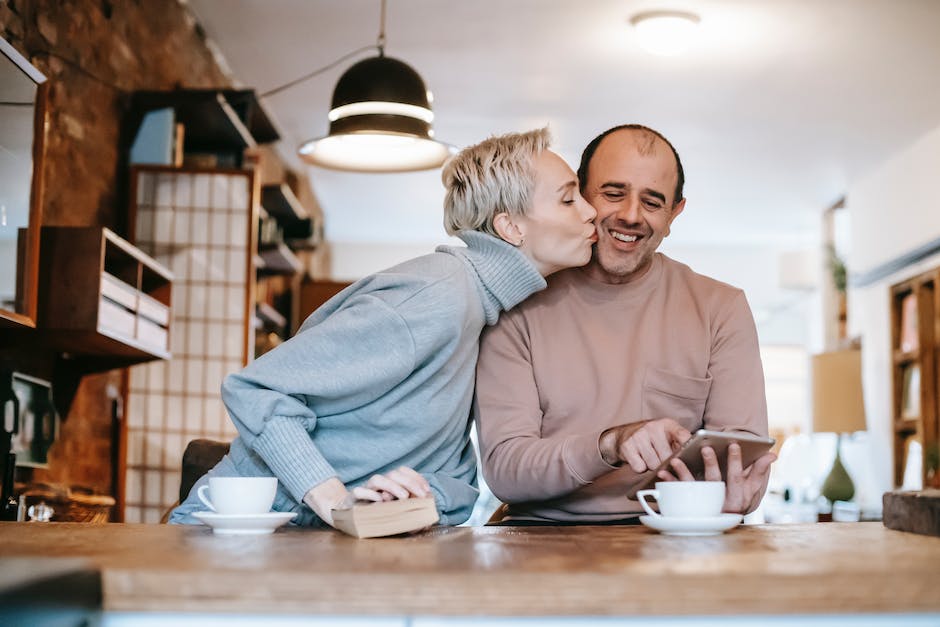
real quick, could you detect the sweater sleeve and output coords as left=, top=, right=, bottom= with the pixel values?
left=420, top=442, right=479, bottom=526
left=702, top=291, right=769, bottom=436
left=221, top=293, right=416, bottom=502
left=473, top=312, right=617, bottom=503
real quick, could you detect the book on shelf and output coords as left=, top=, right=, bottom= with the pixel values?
left=331, top=496, right=439, bottom=539
left=899, top=292, right=918, bottom=352
left=901, top=364, right=921, bottom=419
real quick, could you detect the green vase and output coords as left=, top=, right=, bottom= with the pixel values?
left=821, top=441, right=855, bottom=503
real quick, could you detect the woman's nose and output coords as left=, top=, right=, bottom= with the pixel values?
left=579, top=197, right=597, bottom=222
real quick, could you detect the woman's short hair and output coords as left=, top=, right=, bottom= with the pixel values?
left=442, top=127, right=551, bottom=237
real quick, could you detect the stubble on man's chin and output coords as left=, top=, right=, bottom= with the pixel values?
left=589, top=244, right=653, bottom=284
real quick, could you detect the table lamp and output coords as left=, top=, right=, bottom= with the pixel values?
left=811, top=349, right=867, bottom=503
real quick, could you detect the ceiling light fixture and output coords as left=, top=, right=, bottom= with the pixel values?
left=629, top=10, right=701, bottom=57
left=292, top=0, right=452, bottom=172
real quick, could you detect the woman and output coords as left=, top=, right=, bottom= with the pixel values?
left=171, top=128, right=597, bottom=528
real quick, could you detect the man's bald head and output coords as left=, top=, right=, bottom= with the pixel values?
left=577, top=124, right=685, bottom=206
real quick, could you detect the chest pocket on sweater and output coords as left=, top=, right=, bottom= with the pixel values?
left=641, top=367, right=712, bottom=429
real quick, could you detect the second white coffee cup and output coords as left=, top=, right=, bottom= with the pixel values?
left=636, top=481, right=725, bottom=518
left=197, top=476, right=278, bottom=515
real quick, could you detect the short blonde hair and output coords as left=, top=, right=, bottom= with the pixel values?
left=442, top=127, right=551, bottom=237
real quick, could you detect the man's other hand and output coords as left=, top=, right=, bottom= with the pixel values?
left=659, top=443, right=777, bottom=514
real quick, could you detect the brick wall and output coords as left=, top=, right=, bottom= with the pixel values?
left=1, top=0, right=232, bottom=502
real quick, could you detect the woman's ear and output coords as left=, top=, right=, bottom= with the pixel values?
left=493, top=212, right=524, bottom=246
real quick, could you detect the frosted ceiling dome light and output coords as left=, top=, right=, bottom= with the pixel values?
left=630, top=10, right=701, bottom=56
left=299, top=55, right=452, bottom=172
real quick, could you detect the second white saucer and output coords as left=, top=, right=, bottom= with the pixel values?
left=639, top=513, right=743, bottom=536
left=192, top=511, right=297, bottom=535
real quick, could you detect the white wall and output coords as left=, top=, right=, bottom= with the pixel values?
left=846, top=122, right=940, bottom=495
left=850, top=124, right=940, bottom=276
left=327, top=239, right=454, bottom=282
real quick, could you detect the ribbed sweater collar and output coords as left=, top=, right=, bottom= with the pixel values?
left=437, top=230, right=546, bottom=325
left=565, top=252, right=664, bottom=304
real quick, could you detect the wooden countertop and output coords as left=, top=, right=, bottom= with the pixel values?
left=0, top=521, right=938, bottom=616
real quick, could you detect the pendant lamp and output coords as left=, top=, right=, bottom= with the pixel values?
left=296, top=0, right=452, bottom=172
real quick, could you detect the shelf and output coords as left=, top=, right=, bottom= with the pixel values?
left=893, top=349, right=919, bottom=364
left=258, top=242, right=303, bottom=276
left=36, top=227, right=173, bottom=371
left=261, top=183, right=308, bottom=222
left=130, top=89, right=279, bottom=158
left=255, top=302, right=287, bottom=331
left=889, top=266, right=939, bottom=488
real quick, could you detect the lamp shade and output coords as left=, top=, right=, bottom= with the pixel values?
left=298, top=55, right=452, bottom=172
left=811, top=349, right=867, bottom=434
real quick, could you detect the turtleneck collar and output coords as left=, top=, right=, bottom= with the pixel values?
left=437, top=230, right=546, bottom=325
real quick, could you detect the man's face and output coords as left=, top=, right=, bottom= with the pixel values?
left=582, top=130, right=685, bottom=284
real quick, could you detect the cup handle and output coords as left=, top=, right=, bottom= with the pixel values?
left=636, top=489, right=661, bottom=517
left=196, top=484, right=216, bottom=512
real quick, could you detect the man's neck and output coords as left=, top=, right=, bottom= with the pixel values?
left=579, top=257, right=655, bottom=285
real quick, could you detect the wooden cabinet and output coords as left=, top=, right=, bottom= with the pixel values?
left=891, top=266, right=940, bottom=487
left=36, top=227, right=172, bottom=367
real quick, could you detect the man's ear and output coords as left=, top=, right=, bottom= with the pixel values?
left=493, top=212, right=523, bottom=246
left=664, top=197, right=686, bottom=237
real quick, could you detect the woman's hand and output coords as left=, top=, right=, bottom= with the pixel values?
left=303, top=477, right=355, bottom=526
left=303, top=467, right=433, bottom=527
left=351, top=466, right=433, bottom=502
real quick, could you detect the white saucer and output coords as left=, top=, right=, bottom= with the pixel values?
left=639, top=513, right=743, bottom=536
left=192, top=511, right=297, bottom=535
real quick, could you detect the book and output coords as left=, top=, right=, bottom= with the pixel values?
left=130, top=107, right=175, bottom=165
left=331, top=497, right=439, bottom=539
left=902, top=364, right=921, bottom=419
left=899, top=293, right=918, bottom=352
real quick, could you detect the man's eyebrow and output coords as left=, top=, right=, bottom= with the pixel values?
left=599, top=182, right=667, bottom=203
left=644, top=189, right=667, bottom=203
left=556, top=180, right=577, bottom=193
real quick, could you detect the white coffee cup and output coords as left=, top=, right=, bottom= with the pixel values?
left=197, top=476, right=278, bottom=515
left=636, top=481, right=725, bottom=518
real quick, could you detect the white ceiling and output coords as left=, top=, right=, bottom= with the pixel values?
left=186, top=0, right=940, bottom=253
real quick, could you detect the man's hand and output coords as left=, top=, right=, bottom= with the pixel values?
left=303, top=467, right=433, bottom=528
left=658, top=442, right=776, bottom=514
left=598, top=418, right=691, bottom=472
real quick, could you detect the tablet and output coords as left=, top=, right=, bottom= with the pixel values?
left=627, top=429, right=775, bottom=499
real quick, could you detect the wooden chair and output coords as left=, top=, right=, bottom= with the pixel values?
left=160, top=438, right=230, bottom=523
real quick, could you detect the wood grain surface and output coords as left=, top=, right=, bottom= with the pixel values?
left=0, top=522, right=938, bottom=616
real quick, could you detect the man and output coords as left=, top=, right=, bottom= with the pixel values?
left=473, top=124, right=776, bottom=524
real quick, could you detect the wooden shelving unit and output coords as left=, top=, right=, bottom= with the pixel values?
left=890, top=266, right=940, bottom=487
left=129, top=89, right=279, bottom=167
left=36, top=227, right=173, bottom=369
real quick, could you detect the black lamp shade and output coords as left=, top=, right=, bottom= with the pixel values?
left=329, top=56, right=432, bottom=137
left=298, top=54, right=453, bottom=172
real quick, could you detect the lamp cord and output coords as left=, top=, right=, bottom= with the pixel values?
left=261, top=0, right=388, bottom=98
left=377, top=0, right=387, bottom=55
left=258, top=44, right=379, bottom=98
left=18, top=0, right=390, bottom=100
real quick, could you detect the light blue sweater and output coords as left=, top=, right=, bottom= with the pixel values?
left=171, top=231, right=545, bottom=526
